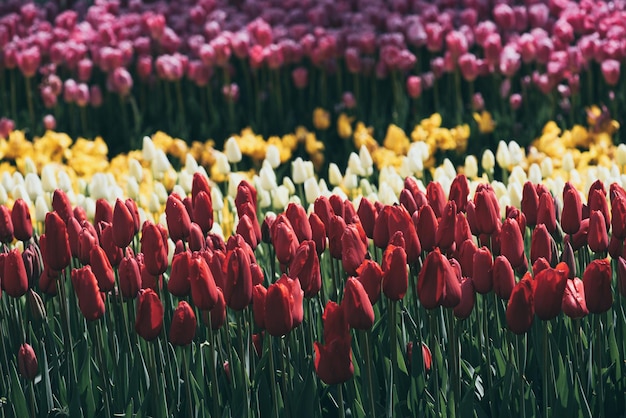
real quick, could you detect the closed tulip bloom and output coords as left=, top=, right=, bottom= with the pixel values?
left=500, top=218, right=525, bottom=269
left=286, top=203, right=312, bottom=242
left=192, top=191, right=214, bottom=234
left=276, top=274, right=304, bottom=329
left=474, top=188, right=500, bottom=235
left=532, top=257, right=551, bottom=276
left=356, top=259, right=384, bottom=304
left=90, top=246, right=115, bottom=292
left=455, top=213, right=473, bottom=248
left=568, top=218, right=589, bottom=251
left=506, top=206, right=527, bottom=237
left=588, top=188, right=610, bottom=231
left=328, top=215, right=347, bottom=260
left=165, top=195, right=191, bottom=242
left=493, top=255, right=515, bottom=299
left=472, top=246, right=493, bottom=294
left=612, top=196, right=626, bottom=240
left=140, top=222, right=168, bottom=276
left=169, top=301, right=196, bottom=346
left=66, top=217, right=82, bottom=258
left=190, top=255, right=219, bottom=310
left=251, top=263, right=264, bottom=286
left=71, top=266, right=105, bottom=321
left=562, top=278, right=588, bottom=319
left=382, top=242, right=408, bottom=301
left=52, top=189, right=73, bottom=224
left=168, top=251, right=191, bottom=297
left=314, top=301, right=353, bottom=385
left=442, top=258, right=462, bottom=308
left=290, top=240, right=321, bottom=297
left=387, top=206, right=421, bottom=263
left=343, top=277, right=375, bottom=329
left=329, top=195, right=345, bottom=219
left=135, top=289, right=164, bottom=341
left=583, top=259, right=613, bottom=314
left=3, top=249, right=28, bottom=297
left=18, top=343, right=38, bottom=380
left=373, top=205, right=391, bottom=249
left=399, top=189, right=418, bottom=216
left=561, top=183, right=582, bottom=234
left=271, top=215, right=299, bottom=265
left=531, top=224, right=552, bottom=265
left=416, top=204, right=438, bottom=252
left=342, top=224, right=368, bottom=276
left=125, top=199, right=141, bottom=235
left=357, top=197, right=377, bottom=239
left=237, top=201, right=261, bottom=247
left=265, top=281, right=293, bottom=337
left=22, top=244, right=42, bottom=288
left=537, top=193, right=557, bottom=233
left=426, top=181, right=446, bottom=219
left=208, top=288, right=227, bottom=330
left=465, top=201, right=479, bottom=236
left=237, top=214, right=260, bottom=249
left=314, top=196, right=334, bottom=231
left=224, top=246, right=253, bottom=310
left=617, top=257, right=626, bottom=298
left=455, top=239, right=477, bottom=278
left=119, top=255, right=141, bottom=299
left=506, top=273, right=535, bottom=334
left=309, top=213, right=327, bottom=256
left=521, top=182, right=539, bottom=227
left=417, top=249, right=447, bottom=309
left=208, top=250, right=226, bottom=290
left=449, top=174, right=470, bottom=213
left=113, top=198, right=135, bottom=248
left=235, top=180, right=258, bottom=215
left=252, top=284, right=267, bottom=329
left=188, top=222, right=206, bottom=252
left=43, top=212, right=71, bottom=271
left=99, top=223, right=123, bottom=267
left=94, top=199, right=112, bottom=226
left=11, top=199, right=32, bottom=241
left=588, top=210, right=608, bottom=253
left=534, top=262, right=569, bottom=320
left=191, top=172, right=212, bottom=205
left=454, top=277, right=475, bottom=319
left=436, top=201, right=457, bottom=251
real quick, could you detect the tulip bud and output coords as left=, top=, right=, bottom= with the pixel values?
left=27, top=289, right=47, bottom=324
left=506, top=273, right=535, bottom=334
left=562, top=278, right=588, bottom=319
left=11, top=199, right=32, bottom=242
left=561, top=182, right=582, bottom=234
left=588, top=210, right=608, bottom=253
left=493, top=255, right=515, bottom=299
left=70, top=266, right=105, bottom=321
left=169, top=301, right=196, bottom=346
left=534, top=262, right=569, bottom=320
left=454, top=277, right=475, bottom=319
left=135, top=289, right=164, bottom=341
left=18, top=343, right=38, bottom=380
left=583, top=259, right=613, bottom=314
left=119, top=255, right=141, bottom=299
left=343, top=277, right=375, bottom=329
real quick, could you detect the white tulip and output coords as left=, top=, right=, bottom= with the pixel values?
left=508, top=182, right=522, bottom=208
left=528, top=163, right=542, bottom=185
left=214, top=152, right=231, bottom=176
left=259, top=189, right=271, bottom=208
left=378, top=181, right=399, bottom=205
left=129, top=158, right=143, bottom=182
left=540, top=157, right=553, bottom=179
left=172, top=185, right=186, bottom=200
left=304, top=177, right=321, bottom=204
left=291, top=157, right=308, bottom=184
left=0, top=184, right=7, bottom=205
left=228, top=173, right=245, bottom=198
left=496, top=141, right=511, bottom=169
left=359, top=145, right=373, bottom=175
left=265, top=144, right=281, bottom=169
left=508, top=141, right=523, bottom=166
left=40, top=165, right=57, bottom=192
left=25, top=173, right=43, bottom=201
left=272, top=185, right=290, bottom=209
left=617, top=143, right=626, bottom=166
left=259, top=160, right=277, bottom=191
left=58, top=170, right=72, bottom=192
left=482, top=149, right=495, bottom=172
left=348, top=152, right=365, bottom=176
left=184, top=153, right=198, bottom=174
left=35, top=195, right=48, bottom=222
left=283, top=176, right=296, bottom=196
left=562, top=152, right=575, bottom=172
left=1, top=172, right=13, bottom=192
left=83, top=197, right=96, bottom=220
left=178, top=170, right=193, bottom=193
left=224, top=137, right=242, bottom=163
left=328, top=163, right=343, bottom=186
left=464, top=155, right=478, bottom=179
left=23, top=157, right=37, bottom=175
left=211, top=186, right=224, bottom=211
left=142, top=136, right=156, bottom=162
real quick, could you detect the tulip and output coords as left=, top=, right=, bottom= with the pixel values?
left=170, top=301, right=196, bottom=346
left=208, top=250, right=226, bottom=290
left=188, top=223, right=206, bottom=252
left=532, top=257, right=551, bottom=276
left=342, top=223, right=368, bottom=276
left=588, top=188, right=609, bottom=231
left=442, top=258, right=462, bottom=308
left=506, top=273, right=535, bottom=334
left=237, top=213, right=260, bottom=250
left=252, top=284, right=267, bottom=329
left=455, top=213, right=473, bottom=248
left=537, top=193, right=557, bottom=234
left=208, top=288, right=227, bottom=330
left=77, top=225, right=98, bottom=266
left=168, top=251, right=191, bottom=297
left=286, top=203, right=312, bottom=242
left=140, top=222, right=168, bottom=276
left=474, top=187, right=500, bottom=235
left=342, top=277, right=375, bottom=329
left=612, top=196, right=626, bottom=240
left=94, top=199, right=113, bottom=226
left=493, top=255, right=515, bottom=299
left=399, top=189, right=417, bottom=216
left=165, top=195, right=191, bottom=242
left=309, top=213, right=327, bottom=256
left=531, top=224, right=552, bottom=265
left=562, top=278, right=588, bottom=319
left=455, top=239, right=476, bottom=278
left=3, top=249, right=28, bottom=298
left=43, top=212, right=71, bottom=272
left=534, top=262, right=569, bottom=320
left=561, top=183, right=582, bottom=234
left=436, top=201, right=457, bottom=251
left=382, top=241, right=408, bottom=301
left=618, top=257, right=626, bottom=298
left=135, top=289, right=164, bottom=341
left=415, top=204, right=438, bottom=252
left=454, top=277, right=475, bottom=319
left=387, top=206, right=421, bottom=263
left=500, top=218, right=525, bottom=269
left=112, top=198, right=136, bottom=248
left=235, top=180, right=257, bottom=215
left=265, top=280, right=294, bottom=337
left=224, top=246, right=253, bottom=310
left=18, top=343, right=38, bottom=380
left=98, top=223, right=123, bottom=267
left=588, top=210, right=608, bottom=253
left=417, top=249, right=447, bottom=309
left=11, top=199, right=32, bottom=241
left=373, top=206, right=391, bottom=249
left=52, top=189, right=73, bottom=224
left=271, top=215, right=299, bottom=265
left=583, top=259, right=613, bottom=314
left=426, top=182, right=446, bottom=219
left=472, top=246, right=493, bottom=294
left=71, top=266, right=105, bottom=321
left=357, top=197, right=377, bottom=239
left=119, top=254, right=141, bottom=299
left=314, top=301, right=353, bottom=385
left=237, top=202, right=261, bottom=247
left=90, top=246, right=115, bottom=292
left=193, top=190, right=214, bottom=234
left=313, top=196, right=334, bottom=231
left=521, top=182, right=539, bottom=227
left=290, top=240, right=321, bottom=297
left=190, top=255, right=219, bottom=311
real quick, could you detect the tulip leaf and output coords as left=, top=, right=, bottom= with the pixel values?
left=496, top=364, right=514, bottom=417
left=9, top=364, right=29, bottom=418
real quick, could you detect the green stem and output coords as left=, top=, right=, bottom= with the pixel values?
left=429, top=311, right=441, bottom=418
left=94, top=321, right=113, bottom=418
left=595, top=314, right=604, bottom=418
left=517, top=334, right=526, bottom=417
left=183, top=346, right=194, bottom=417
left=279, top=337, right=291, bottom=418
left=543, top=320, right=550, bottom=418
left=447, top=308, right=459, bottom=417
left=483, top=296, right=496, bottom=418
left=338, top=383, right=346, bottom=418
left=363, top=330, right=377, bottom=418
left=267, top=335, right=281, bottom=418
left=388, top=300, right=398, bottom=418
left=206, top=315, right=221, bottom=418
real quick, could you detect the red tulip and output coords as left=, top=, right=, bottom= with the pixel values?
left=342, top=277, right=375, bottom=330
left=39, top=265, right=59, bottom=295
left=77, top=225, right=98, bottom=265
left=328, top=215, right=347, bottom=260
left=165, top=195, right=191, bottom=242
left=530, top=224, right=552, bottom=265
left=252, top=284, right=267, bottom=329
left=329, top=195, right=344, bottom=219
left=399, top=189, right=418, bottom=216
left=406, top=341, right=432, bottom=372
left=583, top=259, right=613, bottom=314
left=588, top=210, right=608, bottom=253
left=11, top=199, right=32, bottom=241
left=436, top=200, right=457, bottom=251
left=342, top=223, right=368, bottom=276
left=618, top=257, right=626, bottom=298
left=404, top=177, right=428, bottom=210
left=94, top=199, right=112, bottom=226
left=208, top=288, right=227, bottom=330
left=417, top=249, right=447, bottom=309
left=190, top=255, right=219, bottom=310
left=449, top=174, right=470, bottom=213
left=455, top=238, right=477, bottom=278
left=71, top=266, right=105, bottom=321
left=493, top=255, right=515, bottom=299
left=265, top=280, right=293, bottom=337
left=98, top=222, right=123, bottom=267
left=500, top=218, right=525, bottom=269
left=588, top=187, right=609, bottom=231
left=474, top=186, right=500, bottom=235
left=43, top=212, right=71, bottom=271
left=506, top=273, right=535, bottom=334
left=169, top=301, right=196, bottom=346
left=561, top=278, right=588, bottom=319
left=276, top=274, right=304, bottom=329
left=140, top=221, right=168, bottom=276
left=236, top=213, right=260, bottom=250
left=208, top=250, right=226, bottom=290
left=472, top=246, right=493, bottom=294
left=192, top=190, right=214, bottom=234
left=314, top=196, right=334, bottom=231
left=188, top=222, right=206, bottom=252
left=224, top=246, right=253, bottom=310
left=3, top=249, right=28, bottom=297
left=135, top=289, right=164, bottom=341
left=521, top=182, right=539, bottom=227
left=289, top=240, right=321, bottom=297
left=113, top=198, right=135, bottom=248
left=382, top=240, right=408, bottom=301
left=465, top=201, right=479, bottom=236
left=309, top=213, right=327, bottom=255
left=415, top=204, right=438, bottom=252
left=532, top=257, right=551, bottom=276
left=506, top=206, right=527, bottom=237
left=119, top=254, right=141, bottom=299
left=271, top=215, right=299, bottom=265
left=454, top=277, right=475, bottom=319
left=561, top=182, right=582, bottom=234
left=90, top=246, right=115, bottom=292
left=373, top=205, right=391, bottom=249
left=356, top=259, right=383, bottom=305
left=286, top=202, right=312, bottom=242
left=191, top=172, right=212, bottom=206
left=534, top=262, right=569, bottom=320
left=611, top=195, right=626, bottom=240
left=168, top=251, right=191, bottom=297
left=125, top=198, right=141, bottom=236
left=426, top=181, right=446, bottom=219
left=455, top=213, right=473, bottom=248
left=18, top=343, right=38, bottom=380
left=387, top=205, right=421, bottom=263
left=52, top=189, right=73, bottom=225
left=442, top=258, right=462, bottom=308
left=237, top=201, right=261, bottom=247
left=251, top=263, right=264, bottom=286
left=357, top=197, right=378, bottom=238
left=314, top=301, right=353, bottom=385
